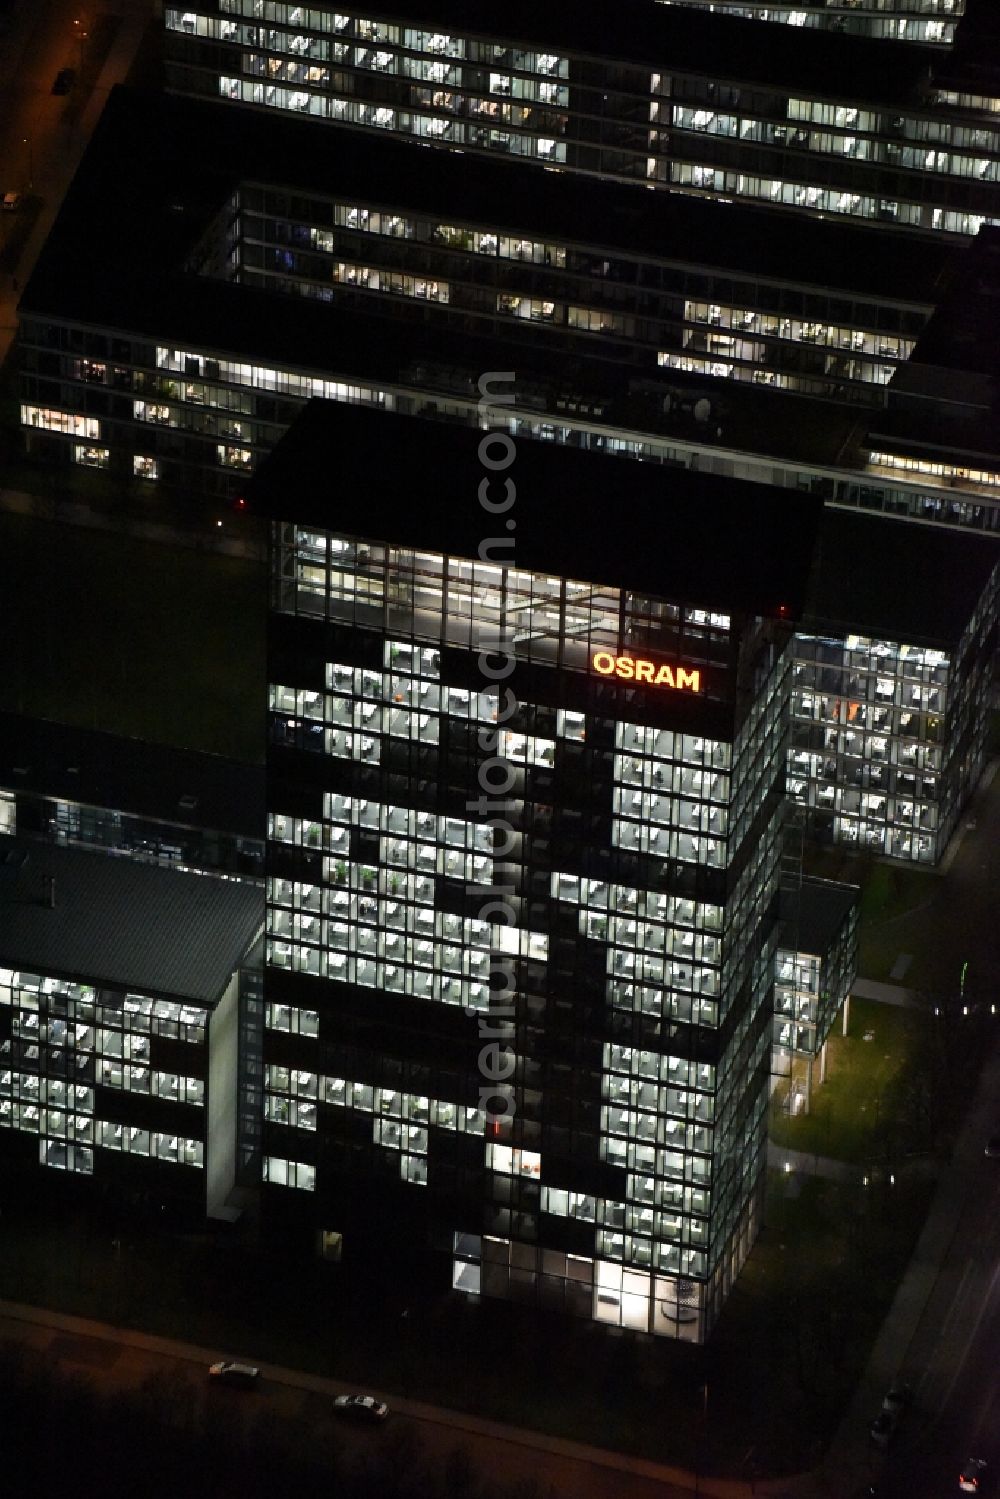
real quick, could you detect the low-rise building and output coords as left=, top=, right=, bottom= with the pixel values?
left=0, top=836, right=264, bottom=1213
left=773, top=877, right=859, bottom=1110
left=0, top=712, right=264, bottom=880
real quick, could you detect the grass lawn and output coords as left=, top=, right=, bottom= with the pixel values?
left=858, top=861, right=938, bottom=924
left=805, top=846, right=938, bottom=927
left=769, top=997, right=923, bottom=1162
left=803, top=847, right=941, bottom=982
left=0, top=511, right=266, bottom=762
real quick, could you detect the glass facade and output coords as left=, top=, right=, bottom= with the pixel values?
left=18, top=320, right=1000, bottom=534
left=789, top=551, right=999, bottom=862
left=164, top=4, right=1000, bottom=235
left=789, top=635, right=950, bottom=861
left=653, top=0, right=965, bottom=46
left=773, top=883, right=858, bottom=1072
left=219, top=183, right=927, bottom=402
left=3, top=791, right=264, bottom=882
left=0, top=969, right=208, bottom=1177
left=265, top=524, right=792, bottom=1339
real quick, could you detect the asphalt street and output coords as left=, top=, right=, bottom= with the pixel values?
left=788, top=1006, right=1000, bottom=1499
left=0, top=0, right=152, bottom=366
left=0, top=1298, right=753, bottom=1499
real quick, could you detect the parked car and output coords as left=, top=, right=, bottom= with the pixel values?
left=869, top=1409, right=898, bottom=1448
left=333, top=1394, right=388, bottom=1422
left=960, top=1458, right=989, bottom=1492
left=1, top=192, right=20, bottom=211
left=51, top=67, right=75, bottom=94
left=207, top=1360, right=260, bottom=1387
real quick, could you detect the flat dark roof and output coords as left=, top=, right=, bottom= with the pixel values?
left=0, top=836, right=263, bottom=1005
left=803, top=507, right=999, bottom=646
left=783, top=877, right=859, bottom=956
left=22, top=87, right=950, bottom=328
left=867, top=410, right=1000, bottom=469
left=0, top=714, right=264, bottom=840
left=905, top=229, right=1000, bottom=377
left=250, top=399, right=823, bottom=619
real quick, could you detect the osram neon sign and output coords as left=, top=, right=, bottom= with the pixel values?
left=592, top=651, right=701, bottom=693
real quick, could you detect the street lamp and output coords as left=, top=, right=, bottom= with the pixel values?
left=74, top=18, right=87, bottom=73
left=693, top=1380, right=709, bottom=1497
left=22, top=137, right=32, bottom=191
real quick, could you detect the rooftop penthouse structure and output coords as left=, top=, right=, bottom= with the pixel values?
left=0, top=713, right=264, bottom=881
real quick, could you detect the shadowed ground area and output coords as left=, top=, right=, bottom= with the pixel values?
left=0, top=510, right=265, bottom=761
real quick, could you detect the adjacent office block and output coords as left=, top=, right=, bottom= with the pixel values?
left=773, top=878, right=859, bottom=1096
left=164, top=0, right=1000, bottom=234
left=18, top=90, right=1000, bottom=532
left=790, top=511, right=1000, bottom=862
left=653, top=0, right=966, bottom=47
left=224, top=165, right=939, bottom=404
left=0, top=836, right=263, bottom=1211
left=254, top=399, right=822, bottom=1340
left=0, top=713, right=265, bottom=880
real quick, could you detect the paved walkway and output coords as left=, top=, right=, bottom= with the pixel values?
left=852, top=978, right=918, bottom=1009
left=766, top=1142, right=859, bottom=1184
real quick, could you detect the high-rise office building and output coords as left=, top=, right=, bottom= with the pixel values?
left=254, top=398, right=821, bottom=1340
